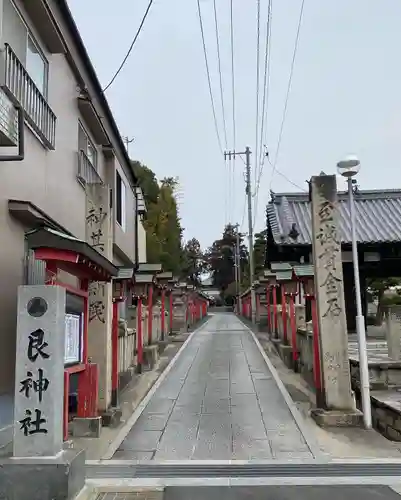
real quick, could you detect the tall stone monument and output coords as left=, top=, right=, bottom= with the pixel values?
left=0, top=285, right=85, bottom=500
left=310, top=175, right=362, bottom=426
left=85, top=184, right=113, bottom=411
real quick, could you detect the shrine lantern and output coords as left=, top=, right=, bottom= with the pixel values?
left=113, top=266, right=135, bottom=302
left=277, top=270, right=297, bottom=296
left=157, top=271, right=173, bottom=288
left=264, top=269, right=277, bottom=288
left=292, top=264, right=315, bottom=297
left=132, top=273, right=155, bottom=300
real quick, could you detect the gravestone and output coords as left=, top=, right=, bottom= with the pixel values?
left=0, top=285, right=85, bottom=500
left=310, top=175, right=362, bottom=427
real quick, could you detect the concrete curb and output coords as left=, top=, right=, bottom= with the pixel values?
left=86, top=476, right=401, bottom=488
left=100, top=317, right=212, bottom=460
left=238, top=317, right=325, bottom=460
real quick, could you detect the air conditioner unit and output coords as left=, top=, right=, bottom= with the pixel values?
left=0, top=89, right=18, bottom=147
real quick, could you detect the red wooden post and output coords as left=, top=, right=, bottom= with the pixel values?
left=77, top=362, right=98, bottom=417
left=63, top=371, right=69, bottom=441
left=273, top=286, right=278, bottom=336
left=161, top=288, right=166, bottom=341
left=169, top=292, right=173, bottom=334
left=311, top=296, right=323, bottom=406
left=266, top=286, right=271, bottom=333
left=289, top=294, right=298, bottom=363
left=81, top=279, right=89, bottom=363
left=281, top=285, right=288, bottom=343
left=137, top=297, right=143, bottom=373
left=256, top=293, right=260, bottom=322
left=111, top=300, right=119, bottom=407
left=148, top=285, right=153, bottom=344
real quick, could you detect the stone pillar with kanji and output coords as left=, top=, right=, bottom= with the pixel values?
left=3, top=285, right=85, bottom=500
left=85, top=184, right=113, bottom=411
left=310, top=174, right=362, bottom=427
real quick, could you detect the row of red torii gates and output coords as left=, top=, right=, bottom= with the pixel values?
left=25, top=227, right=209, bottom=441
left=238, top=262, right=323, bottom=404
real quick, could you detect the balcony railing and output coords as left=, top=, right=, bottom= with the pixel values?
left=2, top=43, right=56, bottom=149
left=77, top=149, right=103, bottom=185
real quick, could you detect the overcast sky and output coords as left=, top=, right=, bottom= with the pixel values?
left=67, top=0, right=401, bottom=249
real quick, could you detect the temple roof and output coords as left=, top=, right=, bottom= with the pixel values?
left=267, top=189, right=401, bottom=246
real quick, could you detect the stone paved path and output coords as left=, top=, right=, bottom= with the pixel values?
left=112, top=314, right=313, bottom=460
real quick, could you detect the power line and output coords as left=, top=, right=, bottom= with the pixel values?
left=253, top=0, right=273, bottom=228
left=102, top=0, right=154, bottom=92
left=254, top=0, right=261, bottom=188
left=196, top=0, right=224, bottom=154
left=269, top=0, right=305, bottom=190
left=256, top=0, right=273, bottom=178
left=213, top=0, right=228, bottom=149
left=268, top=158, right=307, bottom=192
left=230, top=0, right=237, bottom=223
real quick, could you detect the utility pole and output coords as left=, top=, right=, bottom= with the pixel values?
left=123, top=136, right=135, bottom=156
left=235, top=224, right=242, bottom=314
left=224, top=147, right=256, bottom=323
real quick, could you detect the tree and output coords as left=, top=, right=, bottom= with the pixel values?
left=253, top=230, right=267, bottom=279
left=132, top=160, right=184, bottom=275
left=367, top=277, right=401, bottom=325
left=205, top=224, right=248, bottom=299
left=181, top=238, right=205, bottom=286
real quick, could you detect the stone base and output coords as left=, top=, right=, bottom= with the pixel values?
left=158, top=339, right=170, bottom=354
left=278, top=343, right=293, bottom=367
left=101, top=407, right=122, bottom=428
left=311, top=408, right=363, bottom=427
left=271, top=337, right=281, bottom=351
left=72, top=416, right=102, bottom=438
left=0, top=448, right=85, bottom=500
left=143, top=344, right=159, bottom=369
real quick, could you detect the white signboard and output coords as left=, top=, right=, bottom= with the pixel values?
left=64, top=313, right=82, bottom=364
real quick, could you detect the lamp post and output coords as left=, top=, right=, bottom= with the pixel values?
left=337, top=154, right=371, bottom=429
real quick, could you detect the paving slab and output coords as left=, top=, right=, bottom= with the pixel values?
left=163, top=486, right=401, bottom=500
left=111, top=314, right=315, bottom=460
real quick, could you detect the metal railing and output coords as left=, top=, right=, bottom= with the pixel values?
left=23, top=250, right=45, bottom=285
left=2, top=43, right=56, bottom=149
left=77, top=149, right=103, bottom=185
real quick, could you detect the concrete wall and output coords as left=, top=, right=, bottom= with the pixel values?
left=138, top=216, right=147, bottom=263
left=112, top=159, right=136, bottom=263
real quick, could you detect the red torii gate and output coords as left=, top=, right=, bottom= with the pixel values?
left=26, top=227, right=118, bottom=440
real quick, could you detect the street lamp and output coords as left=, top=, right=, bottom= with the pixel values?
left=337, top=154, right=371, bottom=429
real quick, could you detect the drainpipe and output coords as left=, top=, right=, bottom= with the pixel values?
left=0, top=105, right=25, bottom=162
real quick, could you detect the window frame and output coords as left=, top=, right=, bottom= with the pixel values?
left=26, top=33, right=48, bottom=98
left=8, top=0, right=49, bottom=98
left=78, top=121, right=98, bottom=169
left=116, top=170, right=126, bottom=231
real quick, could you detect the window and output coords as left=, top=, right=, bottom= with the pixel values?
left=116, top=171, right=126, bottom=230
left=78, top=123, right=97, bottom=168
left=3, top=0, right=49, bottom=97
left=26, top=36, right=48, bottom=97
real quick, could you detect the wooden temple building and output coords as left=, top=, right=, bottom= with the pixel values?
left=265, top=188, right=401, bottom=332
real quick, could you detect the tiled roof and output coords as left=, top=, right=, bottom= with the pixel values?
left=275, top=270, right=293, bottom=281
left=267, top=189, right=401, bottom=245
left=271, top=262, right=292, bottom=271
left=293, top=264, right=314, bottom=277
